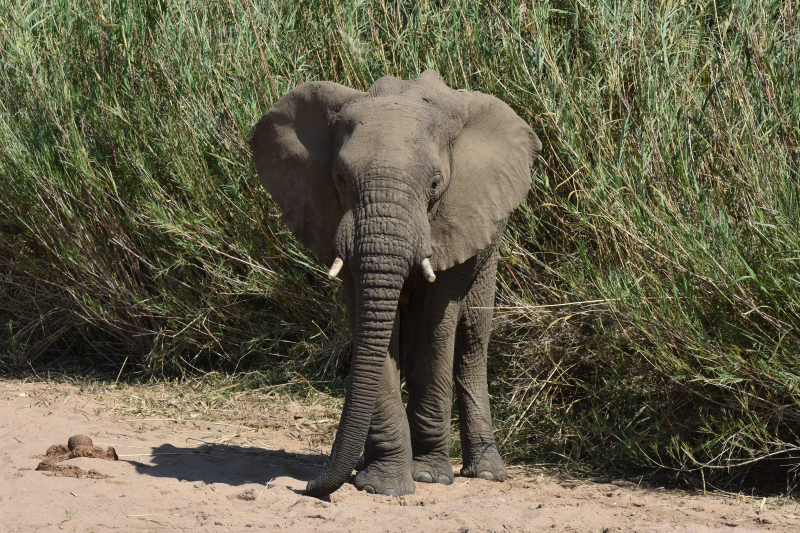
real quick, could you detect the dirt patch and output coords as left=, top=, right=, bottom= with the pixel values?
left=228, top=488, right=258, bottom=501
left=1, top=378, right=797, bottom=532
left=36, top=463, right=110, bottom=479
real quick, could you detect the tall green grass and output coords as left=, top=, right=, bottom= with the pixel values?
left=1, top=0, right=798, bottom=489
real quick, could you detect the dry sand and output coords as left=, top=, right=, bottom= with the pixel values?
left=1, top=378, right=796, bottom=532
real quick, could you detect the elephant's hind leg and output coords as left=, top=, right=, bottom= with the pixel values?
left=353, top=313, right=415, bottom=497
left=453, top=250, right=507, bottom=482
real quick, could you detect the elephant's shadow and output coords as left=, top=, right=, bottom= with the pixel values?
left=127, top=443, right=327, bottom=488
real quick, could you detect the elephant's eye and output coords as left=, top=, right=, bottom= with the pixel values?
left=430, top=172, right=443, bottom=191
left=428, top=172, right=445, bottom=215
left=336, top=173, right=346, bottom=187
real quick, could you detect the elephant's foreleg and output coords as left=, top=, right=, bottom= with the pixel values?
left=353, top=311, right=415, bottom=497
left=406, top=275, right=461, bottom=486
left=453, top=250, right=507, bottom=482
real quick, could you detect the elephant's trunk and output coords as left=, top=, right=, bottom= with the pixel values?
left=305, top=178, right=421, bottom=497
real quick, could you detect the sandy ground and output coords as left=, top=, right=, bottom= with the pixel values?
left=1, top=378, right=797, bottom=533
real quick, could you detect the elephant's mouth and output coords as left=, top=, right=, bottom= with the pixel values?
left=329, top=256, right=435, bottom=283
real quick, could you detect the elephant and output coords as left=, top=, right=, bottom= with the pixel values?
left=247, top=70, right=541, bottom=498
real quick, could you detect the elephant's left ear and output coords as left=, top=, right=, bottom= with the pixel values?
left=429, top=92, right=542, bottom=271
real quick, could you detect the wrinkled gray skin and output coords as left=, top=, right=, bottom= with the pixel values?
left=248, top=70, right=541, bottom=498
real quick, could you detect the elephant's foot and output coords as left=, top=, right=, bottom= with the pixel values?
left=353, top=458, right=415, bottom=497
left=460, top=445, right=507, bottom=481
left=412, top=453, right=454, bottom=485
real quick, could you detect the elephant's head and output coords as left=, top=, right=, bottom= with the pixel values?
left=248, top=70, right=541, bottom=496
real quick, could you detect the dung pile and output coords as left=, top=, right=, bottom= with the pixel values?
left=37, top=434, right=118, bottom=478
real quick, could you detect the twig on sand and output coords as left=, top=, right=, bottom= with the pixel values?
left=113, top=357, right=128, bottom=387
left=257, top=477, right=275, bottom=500
left=125, top=514, right=180, bottom=518
left=124, top=514, right=187, bottom=529
left=123, top=418, right=257, bottom=430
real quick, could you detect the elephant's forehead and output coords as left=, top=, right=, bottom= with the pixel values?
left=337, top=98, right=450, bottom=162
left=340, top=95, right=446, bottom=128
left=334, top=91, right=457, bottom=178
left=338, top=97, right=458, bottom=157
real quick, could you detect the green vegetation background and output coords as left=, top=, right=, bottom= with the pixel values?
left=1, top=0, right=798, bottom=489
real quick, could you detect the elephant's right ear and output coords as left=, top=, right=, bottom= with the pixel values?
left=247, top=82, right=366, bottom=263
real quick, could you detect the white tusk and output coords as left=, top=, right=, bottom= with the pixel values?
left=328, top=257, right=344, bottom=280
left=421, top=258, right=436, bottom=283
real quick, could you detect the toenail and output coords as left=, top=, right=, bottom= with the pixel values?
left=414, top=471, right=433, bottom=483
left=362, top=484, right=375, bottom=493
left=478, top=471, right=494, bottom=480
left=438, top=475, right=452, bottom=485
left=383, top=489, right=399, bottom=497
